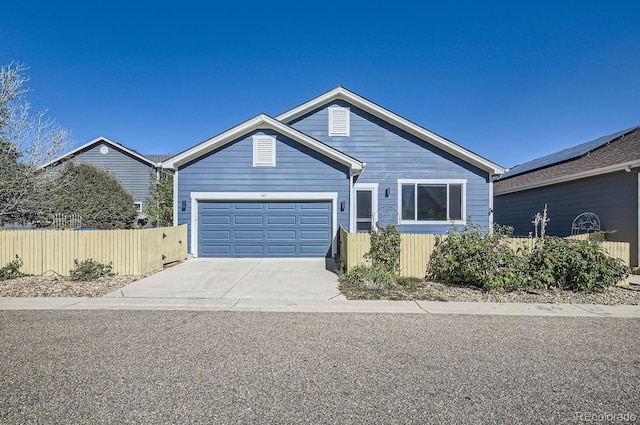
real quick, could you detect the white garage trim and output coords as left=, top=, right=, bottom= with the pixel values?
left=190, top=192, right=339, bottom=257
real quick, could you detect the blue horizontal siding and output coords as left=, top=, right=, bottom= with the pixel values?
left=495, top=171, right=638, bottom=266
left=289, top=101, right=491, bottom=234
left=177, top=129, right=350, bottom=252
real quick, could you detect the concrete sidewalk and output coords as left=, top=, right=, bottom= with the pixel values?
left=0, top=296, right=638, bottom=317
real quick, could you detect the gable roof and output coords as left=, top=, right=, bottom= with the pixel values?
left=495, top=126, right=640, bottom=194
left=276, top=86, right=505, bottom=175
left=161, top=113, right=365, bottom=173
left=144, top=153, right=174, bottom=163
left=500, top=125, right=640, bottom=179
left=40, top=136, right=162, bottom=169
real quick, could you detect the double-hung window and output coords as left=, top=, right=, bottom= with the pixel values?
left=398, top=179, right=465, bottom=223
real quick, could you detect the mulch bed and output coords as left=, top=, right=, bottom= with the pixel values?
left=339, top=279, right=640, bottom=305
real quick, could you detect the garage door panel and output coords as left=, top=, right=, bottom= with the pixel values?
left=235, top=215, right=263, bottom=225
left=234, top=230, right=263, bottom=240
left=299, top=202, right=330, bottom=211
left=198, top=200, right=332, bottom=257
left=202, top=230, right=230, bottom=240
left=300, top=215, right=330, bottom=225
left=267, top=230, right=297, bottom=240
left=201, top=216, right=230, bottom=225
left=267, top=245, right=297, bottom=255
left=235, top=203, right=263, bottom=210
left=300, top=230, right=330, bottom=241
left=234, top=245, right=265, bottom=255
left=300, top=245, right=329, bottom=255
left=267, top=203, right=296, bottom=210
left=201, top=203, right=231, bottom=211
left=268, top=216, right=296, bottom=225
left=201, top=245, right=231, bottom=255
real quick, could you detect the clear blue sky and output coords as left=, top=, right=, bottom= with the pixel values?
left=2, top=1, right=638, bottom=168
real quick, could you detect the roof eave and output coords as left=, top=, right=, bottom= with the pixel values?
left=162, top=114, right=365, bottom=173
left=494, top=160, right=640, bottom=195
left=40, top=136, right=160, bottom=169
left=276, top=86, right=505, bottom=175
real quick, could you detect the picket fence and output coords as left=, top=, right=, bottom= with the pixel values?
left=339, top=227, right=631, bottom=280
left=0, top=225, right=188, bottom=276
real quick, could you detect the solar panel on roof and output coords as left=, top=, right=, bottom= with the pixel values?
left=500, top=126, right=640, bottom=179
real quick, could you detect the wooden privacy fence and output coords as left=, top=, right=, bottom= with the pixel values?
left=339, top=227, right=631, bottom=279
left=339, top=227, right=438, bottom=278
left=0, top=225, right=188, bottom=276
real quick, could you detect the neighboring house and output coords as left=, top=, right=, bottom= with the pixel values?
left=494, top=125, right=640, bottom=267
left=162, top=87, right=505, bottom=258
left=42, top=136, right=172, bottom=215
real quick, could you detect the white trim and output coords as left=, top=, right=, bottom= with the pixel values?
left=189, top=192, right=339, bottom=257
left=328, top=106, right=350, bottom=136
left=276, top=87, right=505, bottom=175
left=397, top=179, right=467, bottom=225
left=489, top=173, right=494, bottom=232
left=252, top=135, right=276, bottom=167
left=172, top=170, right=179, bottom=226
left=162, top=114, right=364, bottom=174
left=40, top=136, right=160, bottom=169
left=495, top=161, right=640, bottom=195
left=351, top=183, right=379, bottom=232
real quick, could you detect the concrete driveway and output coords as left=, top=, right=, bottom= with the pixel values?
left=104, top=258, right=344, bottom=301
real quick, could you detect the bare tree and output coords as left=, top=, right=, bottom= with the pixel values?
left=0, top=62, right=72, bottom=224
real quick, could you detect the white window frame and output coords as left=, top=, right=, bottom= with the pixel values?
left=252, top=135, right=276, bottom=167
left=397, top=179, right=466, bottom=225
left=134, top=202, right=143, bottom=213
left=328, top=106, right=350, bottom=137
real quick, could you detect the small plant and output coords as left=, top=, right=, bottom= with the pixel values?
left=0, top=256, right=30, bottom=281
left=339, top=264, right=398, bottom=290
left=69, top=259, right=114, bottom=281
left=396, top=276, right=423, bottom=291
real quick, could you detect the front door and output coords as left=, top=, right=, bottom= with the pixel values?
left=355, top=189, right=373, bottom=233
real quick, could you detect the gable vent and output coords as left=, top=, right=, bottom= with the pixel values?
left=328, top=106, right=350, bottom=136
left=253, top=135, right=276, bottom=167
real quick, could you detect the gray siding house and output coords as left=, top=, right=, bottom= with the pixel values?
left=494, top=126, right=640, bottom=267
left=163, top=87, right=505, bottom=258
left=43, top=137, right=170, bottom=212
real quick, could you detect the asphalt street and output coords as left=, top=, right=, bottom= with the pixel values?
left=1, top=311, right=638, bottom=424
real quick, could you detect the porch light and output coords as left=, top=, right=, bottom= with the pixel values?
left=181, top=200, right=187, bottom=211
left=340, top=201, right=345, bottom=211
left=385, top=187, right=390, bottom=197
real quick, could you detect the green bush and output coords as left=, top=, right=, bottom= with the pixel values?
left=427, top=225, right=529, bottom=293
left=340, top=264, right=398, bottom=290
left=427, top=226, right=630, bottom=294
left=69, top=259, right=114, bottom=281
left=0, top=256, right=29, bottom=281
left=365, top=224, right=401, bottom=273
left=528, top=237, right=630, bottom=293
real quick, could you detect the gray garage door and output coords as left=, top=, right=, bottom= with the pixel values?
left=198, top=201, right=332, bottom=257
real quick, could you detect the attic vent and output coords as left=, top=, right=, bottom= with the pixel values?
left=328, top=106, right=350, bottom=136
left=253, top=135, right=276, bottom=167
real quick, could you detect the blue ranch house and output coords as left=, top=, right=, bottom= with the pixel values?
left=162, top=87, right=506, bottom=258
